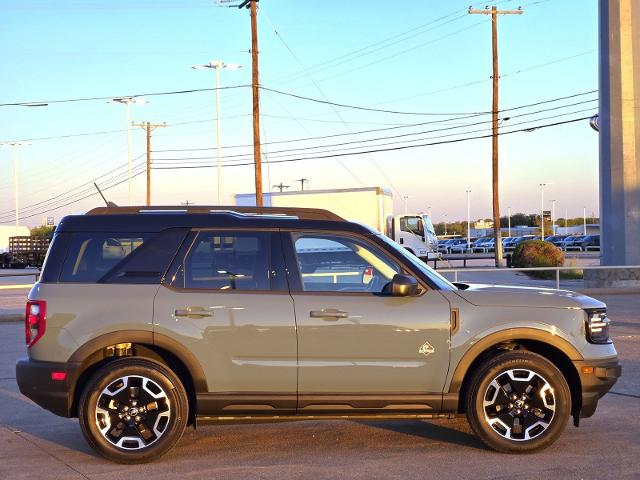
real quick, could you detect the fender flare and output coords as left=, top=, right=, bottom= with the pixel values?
left=68, top=330, right=208, bottom=392
left=448, top=327, right=583, bottom=393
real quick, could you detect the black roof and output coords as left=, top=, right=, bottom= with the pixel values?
left=56, top=206, right=373, bottom=235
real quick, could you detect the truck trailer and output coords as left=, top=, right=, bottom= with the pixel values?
left=235, top=187, right=438, bottom=261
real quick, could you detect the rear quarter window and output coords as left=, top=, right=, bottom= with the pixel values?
left=59, top=233, right=150, bottom=283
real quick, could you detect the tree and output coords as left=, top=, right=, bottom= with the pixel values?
left=30, top=225, right=55, bottom=237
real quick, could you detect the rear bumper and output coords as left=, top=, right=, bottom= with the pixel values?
left=573, top=357, right=621, bottom=418
left=15, top=358, right=79, bottom=418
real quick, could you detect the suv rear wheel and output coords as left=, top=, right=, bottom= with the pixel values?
left=465, top=351, right=571, bottom=453
left=78, top=358, right=188, bottom=463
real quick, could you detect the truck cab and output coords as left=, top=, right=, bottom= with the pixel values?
left=388, top=213, right=438, bottom=261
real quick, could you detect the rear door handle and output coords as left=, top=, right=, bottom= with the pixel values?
left=309, top=309, right=348, bottom=320
left=174, top=307, right=213, bottom=318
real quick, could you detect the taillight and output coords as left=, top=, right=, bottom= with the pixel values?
left=25, top=300, right=46, bottom=347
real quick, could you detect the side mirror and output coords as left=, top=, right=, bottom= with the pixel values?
left=388, top=273, right=419, bottom=297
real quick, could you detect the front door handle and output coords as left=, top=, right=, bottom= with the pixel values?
left=309, top=309, right=348, bottom=320
left=174, top=307, right=213, bottom=318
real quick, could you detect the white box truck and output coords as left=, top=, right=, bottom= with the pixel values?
left=235, top=187, right=438, bottom=261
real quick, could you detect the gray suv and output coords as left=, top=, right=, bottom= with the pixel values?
left=16, top=206, right=620, bottom=463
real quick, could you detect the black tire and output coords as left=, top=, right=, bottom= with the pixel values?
left=465, top=351, right=571, bottom=453
left=78, top=358, right=188, bottom=464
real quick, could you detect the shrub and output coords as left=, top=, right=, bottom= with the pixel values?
left=511, top=240, right=564, bottom=279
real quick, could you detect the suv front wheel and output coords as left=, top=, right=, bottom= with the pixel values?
left=79, top=358, right=188, bottom=463
left=465, top=351, right=571, bottom=453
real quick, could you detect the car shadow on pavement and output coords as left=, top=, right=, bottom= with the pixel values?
left=357, top=419, right=488, bottom=450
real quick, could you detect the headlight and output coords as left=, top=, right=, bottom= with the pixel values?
left=585, top=309, right=612, bottom=344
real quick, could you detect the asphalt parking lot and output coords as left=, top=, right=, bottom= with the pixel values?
left=0, top=293, right=638, bottom=480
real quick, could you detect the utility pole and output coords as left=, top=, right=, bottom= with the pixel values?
left=297, top=178, right=308, bottom=191
left=239, top=0, right=263, bottom=206
left=133, top=122, right=166, bottom=206
left=469, top=5, right=523, bottom=267
left=272, top=182, right=289, bottom=192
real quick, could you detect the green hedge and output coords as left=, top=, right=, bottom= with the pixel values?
left=511, top=240, right=564, bottom=279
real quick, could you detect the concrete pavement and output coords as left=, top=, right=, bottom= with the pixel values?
left=0, top=293, right=638, bottom=479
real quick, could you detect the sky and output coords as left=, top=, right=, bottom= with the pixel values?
left=0, top=0, right=600, bottom=227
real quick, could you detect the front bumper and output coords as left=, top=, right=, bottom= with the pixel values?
left=16, top=358, right=79, bottom=418
left=573, top=357, right=621, bottom=418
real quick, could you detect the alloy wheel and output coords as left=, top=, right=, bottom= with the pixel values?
left=95, top=375, right=171, bottom=450
left=482, top=368, right=556, bottom=441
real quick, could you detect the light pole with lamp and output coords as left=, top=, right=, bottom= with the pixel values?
left=466, top=190, right=471, bottom=249
left=110, top=97, right=147, bottom=205
left=192, top=61, right=242, bottom=204
left=507, top=206, right=511, bottom=238
left=551, top=199, right=557, bottom=236
left=1, top=141, right=30, bottom=233
left=442, top=214, right=447, bottom=236
left=539, top=183, right=547, bottom=238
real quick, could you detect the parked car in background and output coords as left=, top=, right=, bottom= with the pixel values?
left=562, top=235, right=586, bottom=251
left=544, top=235, right=568, bottom=247
left=577, top=235, right=600, bottom=251
left=505, top=235, right=536, bottom=251
left=438, top=239, right=454, bottom=254
left=472, top=236, right=493, bottom=252
left=447, top=238, right=469, bottom=253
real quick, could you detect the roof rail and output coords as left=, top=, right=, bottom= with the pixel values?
left=85, top=205, right=345, bottom=221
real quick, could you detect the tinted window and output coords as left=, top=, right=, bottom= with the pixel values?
left=181, top=231, right=274, bottom=291
left=101, top=228, right=188, bottom=284
left=292, top=233, right=401, bottom=293
left=59, top=233, right=150, bottom=283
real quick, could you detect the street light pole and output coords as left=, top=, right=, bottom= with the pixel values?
left=540, top=183, right=545, bottom=238
left=192, top=61, right=242, bottom=204
left=443, top=214, right=447, bottom=236
left=1, top=142, right=30, bottom=233
left=466, top=189, right=471, bottom=249
left=507, top=206, right=511, bottom=237
left=551, top=199, right=556, bottom=235
left=110, top=97, right=147, bottom=205
left=583, top=206, right=587, bottom=235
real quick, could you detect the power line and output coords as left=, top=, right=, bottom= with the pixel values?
left=260, top=85, right=490, bottom=116
left=0, top=154, right=145, bottom=219
left=1, top=115, right=588, bottom=222
left=0, top=168, right=147, bottom=224
left=150, top=116, right=592, bottom=170
left=152, top=93, right=597, bottom=154
left=151, top=107, right=596, bottom=165
left=0, top=84, right=251, bottom=108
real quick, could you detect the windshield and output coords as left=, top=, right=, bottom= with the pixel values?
left=375, top=234, right=455, bottom=290
left=400, top=216, right=424, bottom=237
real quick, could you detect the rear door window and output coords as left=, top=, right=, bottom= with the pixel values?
left=172, top=231, right=285, bottom=291
left=59, top=233, right=150, bottom=283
